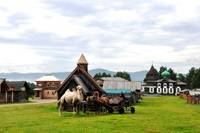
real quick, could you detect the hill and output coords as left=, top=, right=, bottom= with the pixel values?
left=0, top=69, right=147, bottom=82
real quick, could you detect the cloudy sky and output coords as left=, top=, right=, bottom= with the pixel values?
left=0, top=0, right=200, bottom=73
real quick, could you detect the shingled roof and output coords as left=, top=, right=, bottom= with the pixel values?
left=57, top=54, right=105, bottom=99
left=7, top=81, right=30, bottom=91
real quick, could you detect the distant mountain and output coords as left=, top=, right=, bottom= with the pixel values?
left=130, top=70, right=148, bottom=81
left=0, top=68, right=147, bottom=83
left=89, top=68, right=116, bottom=76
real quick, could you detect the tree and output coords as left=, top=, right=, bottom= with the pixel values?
left=114, top=71, right=131, bottom=81
left=27, top=82, right=35, bottom=97
left=186, top=67, right=197, bottom=89
left=178, top=73, right=186, bottom=82
left=185, top=67, right=200, bottom=89
left=158, top=66, right=167, bottom=78
left=93, top=72, right=111, bottom=80
left=168, top=68, right=176, bottom=80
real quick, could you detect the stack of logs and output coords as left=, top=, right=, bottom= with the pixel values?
left=179, top=90, right=200, bottom=104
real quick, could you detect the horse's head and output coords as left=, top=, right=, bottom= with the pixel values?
left=86, top=91, right=100, bottom=102
left=76, top=85, right=85, bottom=95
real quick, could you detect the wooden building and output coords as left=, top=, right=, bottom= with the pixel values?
left=0, top=79, right=9, bottom=103
left=35, top=75, right=61, bottom=99
left=1, top=79, right=31, bottom=103
left=7, top=81, right=31, bottom=102
left=57, top=54, right=105, bottom=100
left=98, top=77, right=142, bottom=91
left=96, top=77, right=142, bottom=104
left=142, top=65, right=187, bottom=95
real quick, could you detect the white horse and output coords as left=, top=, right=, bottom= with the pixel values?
left=58, top=85, right=85, bottom=116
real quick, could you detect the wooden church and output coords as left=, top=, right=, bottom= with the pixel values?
left=57, top=54, right=105, bottom=101
left=142, top=65, right=187, bottom=95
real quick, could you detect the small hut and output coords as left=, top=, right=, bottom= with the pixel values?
left=7, top=81, right=31, bottom=103
left=57, top=54, right=105, bottom=100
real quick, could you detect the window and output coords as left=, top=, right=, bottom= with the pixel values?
left=47, top=83, right=50, bottom=87
left=163, top=83, right=168, bottom=94
left=149, top=87, right=154, bottom=93
left=157, top=83, right=162, bottom=94
left=38, top=84, right=42, bottom=87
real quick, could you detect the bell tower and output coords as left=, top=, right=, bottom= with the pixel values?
left=77, top=54, right=88, bottom=72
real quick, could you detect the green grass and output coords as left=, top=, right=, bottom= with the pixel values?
left=1, top=96, right=200, bottom=133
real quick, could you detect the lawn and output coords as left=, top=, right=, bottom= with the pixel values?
left=1, top=96, right=200, bottom=133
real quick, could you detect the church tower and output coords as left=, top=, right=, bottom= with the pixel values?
left=77, top=54, right=88, bottom=72
left=145, top=65, right=159, bottom=81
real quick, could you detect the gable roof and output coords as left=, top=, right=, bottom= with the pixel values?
left=57, top=66, right=105, bottom=96
left=36, top=75, right=61, bottom=82
left=7, top=81, right=29, bottom=91
left=145, top=65, right=159, bottom=81
left=148, top=65, right=158, bottom=75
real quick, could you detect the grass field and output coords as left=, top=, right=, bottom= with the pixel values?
left=0, top=96, right=200, bottom=133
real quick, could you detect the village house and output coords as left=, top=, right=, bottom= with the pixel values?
left=0, top=79, right=31, bottom=103
left=142, top=65, right=187, bottom=95
left=34, top=75, right=61, bottom=99
left=7, top=81, right=31, bottom=102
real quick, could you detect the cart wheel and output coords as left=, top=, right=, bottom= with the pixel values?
left=131, top=107, right=135, bottom=114
left=118, top=107, right=124, bottom=114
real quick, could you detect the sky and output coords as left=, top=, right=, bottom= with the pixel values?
left=0, top=0, right=200, bottom=73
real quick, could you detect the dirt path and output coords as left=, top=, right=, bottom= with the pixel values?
left=0, top=99, right=57, bottom=107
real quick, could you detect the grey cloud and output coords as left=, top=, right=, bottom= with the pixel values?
left=163, top=21, right=200, bottom=34
left=7, top=13, right=30, bottom=27
left=45, top=0, right=96, bottom=17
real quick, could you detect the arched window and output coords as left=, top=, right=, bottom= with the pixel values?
left=157, top=83, right=162, bottom=94
left=169, top=83, right=174, bottom=94
left=163, top=83, right=168, bottom=94
left=149, top=87, right=154, bottom=93
left=176, top=86, right=181, bottom=95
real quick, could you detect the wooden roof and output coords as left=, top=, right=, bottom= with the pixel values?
left=36, top=75, right=61, bottom=82
left=148, top=65, right=159, bottom=75
left=57, top=66, right=105, bottom=98
left=77, top=54, right=88, bottom=64
left=7, top=81, right=30, bottom=91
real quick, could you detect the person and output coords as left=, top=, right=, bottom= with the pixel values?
left=82, top=96, right=87, bottom=113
